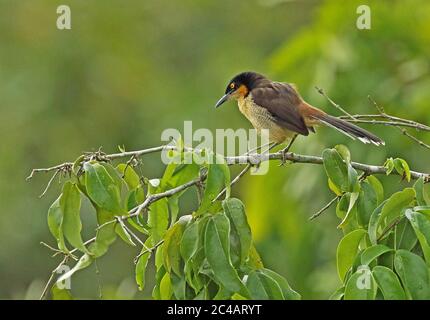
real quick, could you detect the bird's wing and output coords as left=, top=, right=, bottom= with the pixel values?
left=250, top=82, right=309, bottom=136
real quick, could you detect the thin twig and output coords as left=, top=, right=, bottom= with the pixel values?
left=315, top=87, right=356, bottom=120
left=39, top=256, right=68, bottom=300
left=377, top=216, right=405, bottom=242
left=134, top=240, right=164, bottom=264
left=38, top=169, right=60, bottom=198
left=27, top=163, right=72, bottom=181
left=368, top=96, right=430, bottom=150
left=395, top=127, right=430, bottom=149
left=309, top=196, right=340, bottom=221
left=117, top=217, right=151, bottom=251
left=338, top=118, right=430, bottom=130
left=213, top=164, right=252, bottom=202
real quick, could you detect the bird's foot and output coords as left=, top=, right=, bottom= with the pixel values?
left=278, top=149, right=291, bottom=166
left=278, top=135, right=297, bottom=166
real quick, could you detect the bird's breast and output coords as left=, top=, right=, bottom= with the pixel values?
left=237, top=95, right=293, bottom=143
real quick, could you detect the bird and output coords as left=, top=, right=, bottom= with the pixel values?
left=214, top=71, right=384, bottom=154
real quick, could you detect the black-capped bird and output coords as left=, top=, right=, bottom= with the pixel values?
left=215, top=71, right=384, bottom=151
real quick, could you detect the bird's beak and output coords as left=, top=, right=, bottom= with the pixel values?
left=214, top=92, right=231, bottom=108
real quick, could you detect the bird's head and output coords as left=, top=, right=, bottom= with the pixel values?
left=215, top=71, right=266, bottom=108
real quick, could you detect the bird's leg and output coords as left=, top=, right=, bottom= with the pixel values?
left=267, top=142, right=279, bottom=152
left=245, top=141, right=273, bottom=155
left=279, top=134, right=298, bottom=166
left=256, top=142, right=279, bottom=156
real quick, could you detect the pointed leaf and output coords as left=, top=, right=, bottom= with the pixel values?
left=84, top=162, right=122, bottom=213
left=322, top=148, right=348, bottom=192
left=204, top=214, right=249, bottom=297
left=222, top=198, right=252, bottom=266
left=344, top=267, right=376, bottom=300
left=337, top=229, right=366, bottom=281
left=372, top=266, right=406, bottom=300
left=135, top=251, right=151, bottom=291
left=361, top=244, right=392, bottom=265
left=47, top=196, right=68, bottom=252
left=60, top=182, right=87, bottom=253
left=394, top=250, right=430, bottom=300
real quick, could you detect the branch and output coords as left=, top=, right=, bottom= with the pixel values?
left=27, top=163, right=72, bottom=181
left=29, top=143, right=430, bottom=191
left=308, top=196, right=340, bottom=221
left=225, top=151, right=430, bottom=181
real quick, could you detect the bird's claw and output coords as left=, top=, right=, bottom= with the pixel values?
left=278, top=149, right=290, bottom=166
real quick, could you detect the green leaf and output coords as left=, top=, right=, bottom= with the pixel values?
left=135, top=251, right=151, bottom=291
left=328, top=178, right=342, bottom=196
left=393, top=158, right=411, bottom=182
left=168, top=195, right=180, bottom=227
left=146, top=181, right=169, bottom=245
left=126, top=187, right=145, bottom=213
left=405, top=209, right=430, bottom=265
left=322, top=148, right=349, bottom=192
left=101, top=163, right=123, bottom=191
left=372, top=266, right=406, bottom=300
left=414, top=177, right=428, bottom=206
left=196, top=154, right=230, bottom=215
left=84, top=162, right=122, bottom=213
left=180, top=221, right=199, bottom=263
left=329, top=287, right=345, bottom=300
left=56, top=253, right=93, bottom=284
left=356, top=181, right=378, bottom=227
left=368, top=200, right=387, bottom=245
left=361, top=245, right=392, bottom=265
left=222, top=198, right=252, bottom=266
left=60, top=182, right=88, bottom=253
left=247, top=244, right=264, bottom=269
left=259, top=268, right=301, bottom=300
left=148, top=198, right=169, bottom=246
left=395, top=219, right=418, bottom=250
left=47, top=196, right=68, bottom=252
left=117, top=164, right=141, bottom=190
left=337, top=229, right=366, bottom=282
left=161, top=152, right=200, bottom=189
left=338, top=192, right=359, bottom=229
left=159, top=272, right=172, bottom=300
left=384, top=157, right=395, bottom=175
left=171, top=272, right=187, bottom=300
left=366, top=176, right=384, bottom=205
left=152, top=266, right=166, bottom=299
left=51, top=284, right=73, bottom=300
left=334, top=144, right=351, bottom=163
left=344, top=267, right=376, bottom=300
left=204, top=214, right=249, bottom=297
left=163, top=216, right=190, bottom=275
left=368, top=188, right=415, bottom=244
left=246, top=270, right=284, bottom=300
left=415, top=206, right=430, bottom=217
left=394, top=250, right=430, bottom=299
left=347, top=165, right=359, bottom=193
left=379, top=188, right=415, bottom=228
left=89, top=208, right=117, bottom=257
left=114, top=221, right=136, bottom=246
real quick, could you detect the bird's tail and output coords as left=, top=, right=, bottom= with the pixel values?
left=312, top=113, right=385, bottom=146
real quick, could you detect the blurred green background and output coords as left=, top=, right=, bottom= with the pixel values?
left=1, top=0, right=429, bottom=299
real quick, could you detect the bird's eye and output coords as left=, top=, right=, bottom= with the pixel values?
left=230, top=83, right=235, bottom=89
